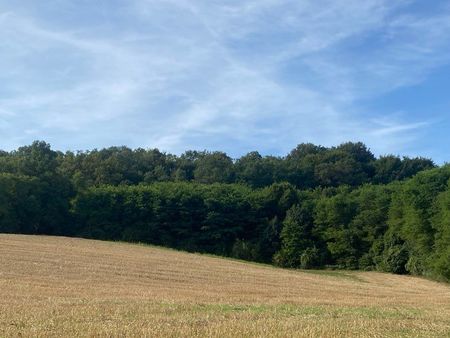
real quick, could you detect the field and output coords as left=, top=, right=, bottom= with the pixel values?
left=0, top=235, right=449, bottom=337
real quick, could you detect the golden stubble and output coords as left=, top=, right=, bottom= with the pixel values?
left=0, top=234, right=449, bottom=337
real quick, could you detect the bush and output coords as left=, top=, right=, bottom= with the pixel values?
left=300, top=247, right=320, bottom=269
left=381, top=245, right=409, bottom=274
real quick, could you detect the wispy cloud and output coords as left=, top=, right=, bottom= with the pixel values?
left=0, top=0, right=449, bottom=159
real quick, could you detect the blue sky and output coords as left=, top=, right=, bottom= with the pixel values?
left=1, top=0, right=450, bottom=162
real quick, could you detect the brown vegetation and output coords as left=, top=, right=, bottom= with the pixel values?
left=0, top=234, right=449, bottom=337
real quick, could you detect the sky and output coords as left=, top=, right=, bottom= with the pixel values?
left=1, top=0, right=450, bottom=162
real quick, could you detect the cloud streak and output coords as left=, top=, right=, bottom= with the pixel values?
left=0, top=0, right=449, bottom=160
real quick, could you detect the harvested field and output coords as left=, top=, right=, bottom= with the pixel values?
left=0, top=234, right=449, bottom=337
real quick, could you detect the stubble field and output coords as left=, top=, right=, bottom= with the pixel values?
left=0, top=234, right=449, bottom=337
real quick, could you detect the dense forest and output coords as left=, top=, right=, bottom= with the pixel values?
left=1, top=141, right=449, bottom=281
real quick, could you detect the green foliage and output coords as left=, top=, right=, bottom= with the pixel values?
left=231, top=239, right=259, bottom=261
left=235, top=151, right=274, bottom=188
left=373, top=156, right=434, bottom=184
left=386, top=166, right=450, bottom=276
left=300, top=247, right=321, bottom=269
left=430, top=182, right=450, bottom=280
left=0, top=174, right=41, bottom=233
left=382, top=244, right=409, bottom=274
left=0, top=141, right=449, bottom=281
left=193, top=152, right=234, bottom=184
left=18, top=140, right=432, bottom=190
left=72, top=183, right=263, bottom=256
left=274, top=202, right=317, bottom=268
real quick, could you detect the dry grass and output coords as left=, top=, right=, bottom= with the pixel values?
left=0, top=234, right=449, bottom=337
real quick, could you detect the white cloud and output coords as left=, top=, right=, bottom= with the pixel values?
left=0, top=0, right=449, bottom=158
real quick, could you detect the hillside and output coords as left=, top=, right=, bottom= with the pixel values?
left=0, top=235, right=449, bottom=337
left=2, top=142, right=450, bottom=281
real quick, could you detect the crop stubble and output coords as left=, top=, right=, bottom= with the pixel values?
left=0, top=234, right=449, bottom=337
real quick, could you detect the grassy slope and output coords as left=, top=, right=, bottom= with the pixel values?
left=0, top=234, right=449, bottom=337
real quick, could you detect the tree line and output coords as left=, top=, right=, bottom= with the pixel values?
left=0, top=141, right=433, bottom=189
left=0, top=141, right=448, bottom=281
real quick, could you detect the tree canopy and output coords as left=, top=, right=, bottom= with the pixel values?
left=1, top=141, right=448, bottom=281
